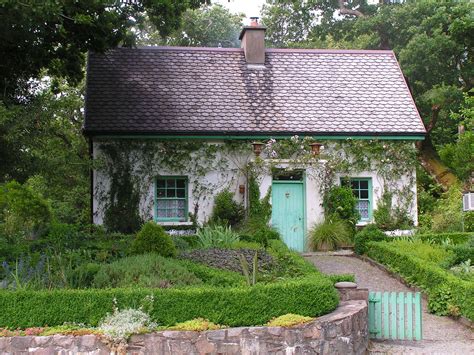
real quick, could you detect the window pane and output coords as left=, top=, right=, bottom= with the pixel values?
left=360, top=190, right=369, bottom=199
left=360, top=180, right=368, bottom=189
left=177, top=189, right=185, bottom=198
left=166, top=189, right=176, bottom=198
left=176, top=179, right=185, bottom=188
left=166, top=179, right=176, bottom=188
left=357, top=200, right=369, bottom=219
left=157, top=188, right=166, bottom=197
left=157, top=179, right=165, bottom=188
left=351, top=181, right=359, bottom=190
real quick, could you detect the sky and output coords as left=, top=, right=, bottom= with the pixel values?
left=214, top=0, right=266, bottom=25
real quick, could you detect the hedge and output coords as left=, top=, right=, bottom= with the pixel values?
left=367, top=241, right=474, bottom=321
left=0, top=275, right=338, bottom=329
left=416, top=232, right=473, bottom=245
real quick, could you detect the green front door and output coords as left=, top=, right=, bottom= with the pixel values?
left=271, top=182, right=305, bottom=252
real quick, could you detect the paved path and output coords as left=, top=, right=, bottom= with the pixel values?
left=305, top=255, right=474, bottom=354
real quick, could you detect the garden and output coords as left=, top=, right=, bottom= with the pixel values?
left=0, top=184, right=353, bottom=343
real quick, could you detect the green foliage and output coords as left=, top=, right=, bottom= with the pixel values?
left=267, top=239, right=320, bottom=278
left=354, top=224, right=387, bottom=255
left=130, top=222, right=176, bottom=257
left=416, top=232, right=472, bottom=245
left=68, top=263, right=101, bottom=289
left=383, top=240, right=452, bottom=265
left=326, top=274, right=356, bottom=284
left=446, top=245, right=474, bottom=267
left=239, top=222, right=281, bottom=248
left=323, top=185, right=359, bottom=231
left=169, top=318, right=222, bottom=331
left=209, top=189, right=244, bottom=227
left=367, top=241, right=474, bottom=321
left=0, top=275, right=339, bottom=328
left=465, top=211, right=474, bottom=233
left=196, top=225, right=239, bottom=249
left=266, top=313, right=313, bottom=327
left=238, top=250, right=259, bottom=286
left=101, top=144, right=143, bottom=234
left=0, top=181, right=52, bottom=240
left=374, top=191, right=413, bottom=231
left=248, top=173, right=272, bottom=222
left=139, top=4, right=244, bottom=48
left=430, top=185, right=464, bottom=233
left=93, top=254, right=202, bottom=289
left=308, top=217, right=352, bottom=251
left=0, top=0, right=202, bottom=100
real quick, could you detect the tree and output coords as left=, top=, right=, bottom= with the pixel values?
left=0, top=0, right=204, bottom=101
left=0, top=79, right=90, bottom=224
left=262, top=0, right=473, bottom=185
left=137, top=4, right=244, bottom=48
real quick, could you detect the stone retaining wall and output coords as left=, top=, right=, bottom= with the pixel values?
left=0, top=300, right=367, bottom=354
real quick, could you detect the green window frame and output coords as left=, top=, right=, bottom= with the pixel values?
left=154, top=177, right=188, bottom=222
left=341, top=177, right=373, bottom=222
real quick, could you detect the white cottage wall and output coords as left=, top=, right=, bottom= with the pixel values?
left=92, top=140, right=418, bottom=232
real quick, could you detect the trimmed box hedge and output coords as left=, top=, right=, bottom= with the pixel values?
left=0, top=275, right=338, bottom=329
left=367, top=241, right=474, bottom=321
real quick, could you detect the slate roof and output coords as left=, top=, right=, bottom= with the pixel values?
left=84, top=47, right=426, bottom=136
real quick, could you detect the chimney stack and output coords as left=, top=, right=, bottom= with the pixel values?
left=239, top=17, right=266, bottom=65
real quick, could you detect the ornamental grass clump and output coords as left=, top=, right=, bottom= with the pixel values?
left=196, top=225, right=239, bottom=248
left=308, top=217, right=351, bottom=251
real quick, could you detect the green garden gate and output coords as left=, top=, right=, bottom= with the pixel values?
left=368, top=291, right=422, bottom=340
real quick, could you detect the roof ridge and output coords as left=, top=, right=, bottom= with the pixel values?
left=111, top=46, right=394, bottom=55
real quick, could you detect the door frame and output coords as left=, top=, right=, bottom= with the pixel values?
left=271, top=173, right=307, bottom=251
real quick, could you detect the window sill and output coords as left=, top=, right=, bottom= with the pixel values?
left=157, top=221, right=193, bottom=226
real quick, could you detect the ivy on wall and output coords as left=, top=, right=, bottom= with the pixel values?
left=94, top=137, right=418, bottom=231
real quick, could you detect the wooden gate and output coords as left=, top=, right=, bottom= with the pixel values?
left=368, top=291, right=422, bottom=340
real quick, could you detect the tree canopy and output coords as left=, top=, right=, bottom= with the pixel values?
left=0, top=0, right=204, bottom=102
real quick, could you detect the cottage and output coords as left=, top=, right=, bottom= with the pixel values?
left=84, top=21, right=426, bottom=251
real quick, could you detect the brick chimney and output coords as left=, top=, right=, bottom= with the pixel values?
left=239, top=17, right=266, bottom=65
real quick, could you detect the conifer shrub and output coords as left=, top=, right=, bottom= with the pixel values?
left=130, top=222, right=176, bottom=257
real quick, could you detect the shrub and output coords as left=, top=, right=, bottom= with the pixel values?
left=367, top=241, right=474, bottom=321
left=323, top=185, right=359, bottom=232
left=209, top=189, right=244, bottom=227
left=169, top=318, right=222, bottom=331
left=373, top=191, right=413, bottom=231
left=267, top=239, right=320, bottom=277
left=266, top=313, right=313, bottom=327
left=354, top=224, right=387, bottom=255
left=68, top=263, right=101, bottom=289
left=379, top=240, right=452, bottom=265
left=130, top=222, right=176, bottom=257
left=430, top=186, right=464, bottom=233
left=171, top=235, right=199, bottom=251
left=0, top=275, right=339, bottom=328
left=446, top=244, right=474, bottom=266
left=93, top=254, right=202, bottom=289
left=196, top=225, right=239, bottom=249
left=98, top=308, right=156, bottom=342
left=308, top=217, right=351, bottom=251
left=239, top=225, right=280, bottom=248
left=465, top=211, right=474, bottom=232
left=0, top=181, right=52, bottom=240
left=327, top=274, right=356, bottom=284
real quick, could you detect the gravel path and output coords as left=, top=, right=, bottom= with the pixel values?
left=305, top=255, right=474, bottom=354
